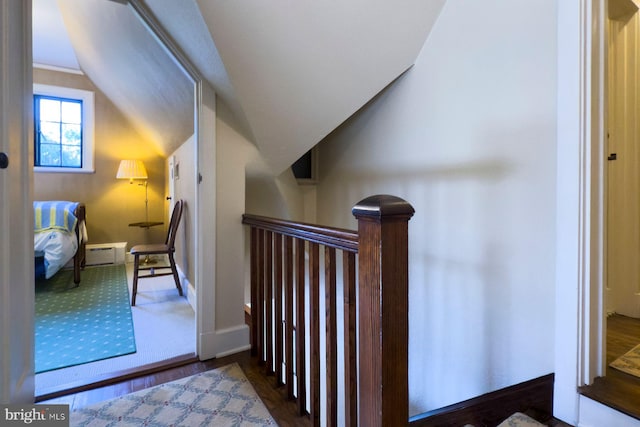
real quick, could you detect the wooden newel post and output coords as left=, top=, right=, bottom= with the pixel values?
left=352, top=195, right=414, bottom=427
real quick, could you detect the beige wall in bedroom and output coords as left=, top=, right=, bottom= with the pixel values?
left=33, top=68, right=166, bottom=250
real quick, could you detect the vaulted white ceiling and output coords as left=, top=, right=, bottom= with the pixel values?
left=33, top=0, right=446, bottom=173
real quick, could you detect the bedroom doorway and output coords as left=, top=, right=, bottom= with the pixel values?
left=600, top=0, right=640, bottom=409
left=604, top=0, right=640, bottom=319
left=0, top=0, right=33, bottom=403
left=31, top=0, right=213, bottom=397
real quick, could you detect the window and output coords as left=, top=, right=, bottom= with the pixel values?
left=33, top=84, right=95, bottom=173
left=291, top=146, right=318, bottom=184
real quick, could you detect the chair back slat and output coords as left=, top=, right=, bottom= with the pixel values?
left=166, top=200, right=184, bottom=248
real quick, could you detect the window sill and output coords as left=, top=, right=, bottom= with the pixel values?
left=34, top=167, right=95, bottom=174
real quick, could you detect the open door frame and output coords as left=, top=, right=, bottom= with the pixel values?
left=127, top=0, right=219, bottom=360
left=130, top=1, right=249, bottom=359
left=0, top=0, right=250, bottom=405
left=0, top=0, right=35, bottom=404
left=554, top=0, right=608, bottom=423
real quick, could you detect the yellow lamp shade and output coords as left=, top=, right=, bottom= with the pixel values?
left=116, top=160, right=148, bottom=181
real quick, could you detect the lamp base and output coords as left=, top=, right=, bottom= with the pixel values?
left=142, top=255, right=158, bottom=265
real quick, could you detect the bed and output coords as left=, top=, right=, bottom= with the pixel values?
left=34, top=201, right=87, bottom=285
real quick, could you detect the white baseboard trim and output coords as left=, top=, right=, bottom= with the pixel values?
left=199, top=324, right=250, bottom=360
left=187, top=283, right=196, bottom=311
left=578, top=395, right=640, bottom=427
left=173, top=265, right=196, bottom=312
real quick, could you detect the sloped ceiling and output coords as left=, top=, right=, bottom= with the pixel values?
left=196, top=0, right=447, bottom=173
left=56, top=0, right=194, bottom=156
left=140, top=0, right=254, bottom=143
left=33, top=0, right=79, bottom=71
left=33, top=0, right=446, bottom=172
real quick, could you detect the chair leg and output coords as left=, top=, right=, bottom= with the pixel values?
left=168, top=253, right=183, bottom=296
left=132, top=254, right=140, bottom=306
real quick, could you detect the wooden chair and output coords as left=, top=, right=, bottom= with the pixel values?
left=131, top=200, right=184, bottom=306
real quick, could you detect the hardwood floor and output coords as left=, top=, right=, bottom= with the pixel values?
left=39, top=350, right=311, bottom=427
left=43, top=316, right=640, bottom=426
left=579, top=314, right=640, bottom=420
left=40, top=346, right=583, bottom=426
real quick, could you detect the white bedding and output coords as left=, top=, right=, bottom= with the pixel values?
left=34, top=230, right=78, bottom=279
left=34, top=200, right=88, bottom=280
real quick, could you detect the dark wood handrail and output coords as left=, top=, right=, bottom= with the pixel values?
left=243, top=195, right=414, bottom=427
left=242, top=214, right=359, bottom=252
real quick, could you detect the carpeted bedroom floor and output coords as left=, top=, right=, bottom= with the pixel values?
left=35, top=261, right=196, bottom=397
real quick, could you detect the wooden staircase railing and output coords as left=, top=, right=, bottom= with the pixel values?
left=242, top=194, right=414, bottom=427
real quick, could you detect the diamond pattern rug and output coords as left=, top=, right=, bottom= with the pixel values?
left=496, top=412, right=545, bottom=427
left=71, top=363, right=277, bottom=426
left=610, top=343, right=640, bottom=377
left=35, top=264, right=136, bottom=373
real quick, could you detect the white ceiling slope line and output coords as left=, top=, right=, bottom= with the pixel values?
left=197, top=0, right=447, bottom=174
left=33, top=63, right=84, bottom=76
left=57, top=0, right=194, bottom=156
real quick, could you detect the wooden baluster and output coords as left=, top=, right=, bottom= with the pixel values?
left=250, top=227, right=258, bottom=356
left=257, top=229, right=265, bottom=364
left=274, top=233, right=284, bottom=386
left=309, top=242, right=321, bottom=427
left=284, top=236, right=295, bottom=399
left=343, top=251, right=357, bottom=427
left=295, top=238, right=307, bottom=416
left=325, top=246, right=338, bottom=427
left=352, top=195, right=414, bottom=427
left=265, top=231, right=274, bottom=375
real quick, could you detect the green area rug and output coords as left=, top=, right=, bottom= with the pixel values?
left=71, top=363, right=276, bottom=426
left=35, top=264, right=136, bottom=373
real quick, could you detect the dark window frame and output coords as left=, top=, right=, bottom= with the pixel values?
left=34, top=94, right=84, bottom=169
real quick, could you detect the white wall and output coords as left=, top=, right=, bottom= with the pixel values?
left=215, top=101, right=253, bottom=332
left=200, top=95, right=308, bottom=356
left=169, top=135, right=196, bottom=286
left=316, top=0, right=557, bottom=415
left=245, top=159, right=307, bottom=221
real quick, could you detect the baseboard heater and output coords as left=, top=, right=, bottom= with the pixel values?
left=85, top=242, right=127, bottom=266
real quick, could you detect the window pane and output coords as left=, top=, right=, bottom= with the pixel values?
left=61, top=145, right=81, bottom=168
left=39, top=99, right=60, bottom=122
left=40, top=121, right=61, bottom=144
left=61, top=101, right=81, bottom=124
left=33, top=87, right=92, bottom=171
left=62, top=124, right=81, bottom=146
left=40, top=144, right=61, bottom=166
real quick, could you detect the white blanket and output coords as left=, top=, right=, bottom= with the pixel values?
left=34, top=229, right=79, bottom=279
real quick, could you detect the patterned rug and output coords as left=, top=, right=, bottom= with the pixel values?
left=496, top=412, right=545, bottom=426
left=71, top=363, right=277, bottom=426
left=610, top=343, right=640, bottom=377
left=35, top=264, right=136, bottom=373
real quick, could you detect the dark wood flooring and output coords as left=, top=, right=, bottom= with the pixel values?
left=39, top=350, right=310, bottom=427
left=579, top=314, right=640, bottom=420
left=41, top=317, right=640, bottom=425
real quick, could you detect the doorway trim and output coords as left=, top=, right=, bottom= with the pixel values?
left=554, top=0, right=607, bottom=423
left=0, top=0, right=35, bottom=403
left=126, top=0, right=217, bottom=359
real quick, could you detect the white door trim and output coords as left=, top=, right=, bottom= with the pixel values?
left=0, top=0, right=35, bottom=403
left=554, top=0, right=607, bottom=423
left=127, top=0, right=219, bottom=360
